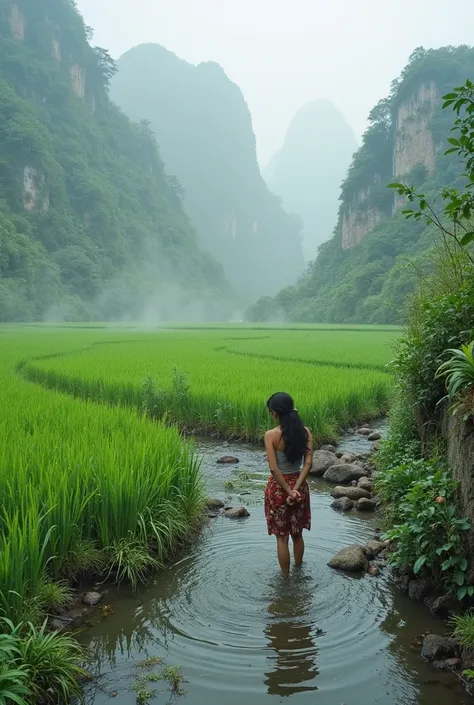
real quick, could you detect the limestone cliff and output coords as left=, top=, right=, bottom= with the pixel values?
left=0, top=0, right=231, bottom=322
left=246, top=46, right=474, bottom=324
left=263, top=100, right=357, bottom=260
left=341, top=185, right=384, bottom=250
left=110, top=44, right=305, bottom=299
left=340, top=68, right=443, bottom=250
left=393, top=81, right=437, bottom=180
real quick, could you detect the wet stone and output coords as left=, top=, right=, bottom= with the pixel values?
left=357, top=497, right=377, bottom=511
left=217, top=456, right=239, bottom=464
left=368, top=432, right=381, bottom=441
left=358, top=477, right=373, bottom=492
left=357, top=427, right=372, bottom=436
left=311, top=450, right=338, bottom=476
left=421, top=634, right=459, bottom=661
left=83, top=591, right=103, bottom=607
left=331, top=486, right=371, bottom=501
left=222, top=506, right=250, bottom=518
left=330, top=497, right=354, bottom=512
left=206, top=498, right=225, bottom=509
left=323, top=463, right=367, bottom=484
left=408, top=579, right=430, bottom=601
left=328, top=545, right=368, bottom=573
left=320, top=444, right=337, bottom=453
left=430, top=594, right=460, bottom=616
left=366, top=540, right=387, bottom=556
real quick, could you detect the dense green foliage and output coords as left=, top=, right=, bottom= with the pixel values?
left=263, top=100, right=357, bottom=260
left=373, top=79, right=474, bottom=605
left=0, top=0, right=231, bottom=323
left=247, top=46, right=474, bottom=324
left=110, top=43, right=305, bottom=299
left=380, top=460, right=472, bottom=600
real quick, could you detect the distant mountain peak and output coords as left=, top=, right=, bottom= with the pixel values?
left=264, top=99, right=357, bottom=260
left=111, top=43, right=305, bottom=299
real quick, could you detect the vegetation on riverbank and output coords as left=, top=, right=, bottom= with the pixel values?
left=374, top=81, right=474, bottom=656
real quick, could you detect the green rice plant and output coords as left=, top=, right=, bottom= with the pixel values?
left=22, top=326, right=394, bottom=443
left=0, top=631, right=30, bottom=705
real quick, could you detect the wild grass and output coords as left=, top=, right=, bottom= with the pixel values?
left=451, top=612, right=474, bottom=649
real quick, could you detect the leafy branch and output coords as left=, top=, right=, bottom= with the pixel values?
left=388, top=80, right=474, bottom=265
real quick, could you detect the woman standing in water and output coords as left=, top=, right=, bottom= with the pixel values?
left=264, top=392, right=313, bottom=577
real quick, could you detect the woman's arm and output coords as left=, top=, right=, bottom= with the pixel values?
left=264, top=430, right=293, bottom=496
left=294, top=428, right=313, bottom=492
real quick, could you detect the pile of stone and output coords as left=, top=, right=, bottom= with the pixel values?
left=312, top=429, right=380, bottom=513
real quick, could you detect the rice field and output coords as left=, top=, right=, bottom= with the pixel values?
left=0, top=323, right=397, bottom=700
left=21, top=325, right=396, bottom=442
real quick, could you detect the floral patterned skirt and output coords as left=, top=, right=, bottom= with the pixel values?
left=264, top=473, right=311, bottom=537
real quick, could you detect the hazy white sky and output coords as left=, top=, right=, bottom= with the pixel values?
left=76, top=0, right=474, bottom=166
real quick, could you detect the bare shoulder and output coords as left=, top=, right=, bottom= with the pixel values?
left=265, top=427, right=278, bottom=438
left=264, top=427, right=279, bottom=443
left=305, top=427, right=313, bottom=443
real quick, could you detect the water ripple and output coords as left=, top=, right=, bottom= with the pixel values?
left=81, top=438, right=471, bottom=705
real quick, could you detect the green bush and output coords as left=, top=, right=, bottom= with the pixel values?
left=392, top=286, right=474, bottom=421
left=382, top=467, right=472, bottom=599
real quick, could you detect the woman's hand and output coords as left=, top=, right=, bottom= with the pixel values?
left=287, top=489, right=302, bottom=505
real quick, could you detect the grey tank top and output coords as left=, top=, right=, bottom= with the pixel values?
left=276, top=450, right=302, bottom=475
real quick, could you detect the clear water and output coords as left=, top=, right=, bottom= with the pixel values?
left=79, top=428, right=472, bottom=705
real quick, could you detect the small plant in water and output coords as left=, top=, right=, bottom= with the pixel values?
left=134, top=685, right=157, bottom=705
left=162, top=665, right=185, bottom=695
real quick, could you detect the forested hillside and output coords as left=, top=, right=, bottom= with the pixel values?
left=0, top=0, right=231, bottom=322
left=263, top=100, right=357, bottom=261
left=247, top=46, right=474, bottom=323
left=110, top=44, right=305, bottom=299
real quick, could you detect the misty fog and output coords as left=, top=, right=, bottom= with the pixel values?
left=76, top=0, right=474, bottom=166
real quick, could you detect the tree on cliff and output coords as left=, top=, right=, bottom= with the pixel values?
left=246, top=46, right=474, bottom=324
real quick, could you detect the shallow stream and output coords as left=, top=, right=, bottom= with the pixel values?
left=80, top=426, right=472, bottom=705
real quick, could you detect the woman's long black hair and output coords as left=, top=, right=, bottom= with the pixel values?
left=267, top=392, right=309, bottom=463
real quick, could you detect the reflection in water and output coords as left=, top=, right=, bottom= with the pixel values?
left=264, top=573, right=320, bottom=696
left=79, top=436, right=474, bottom=705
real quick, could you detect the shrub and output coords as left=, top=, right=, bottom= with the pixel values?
left=383, top=467, right=472, bottom=599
